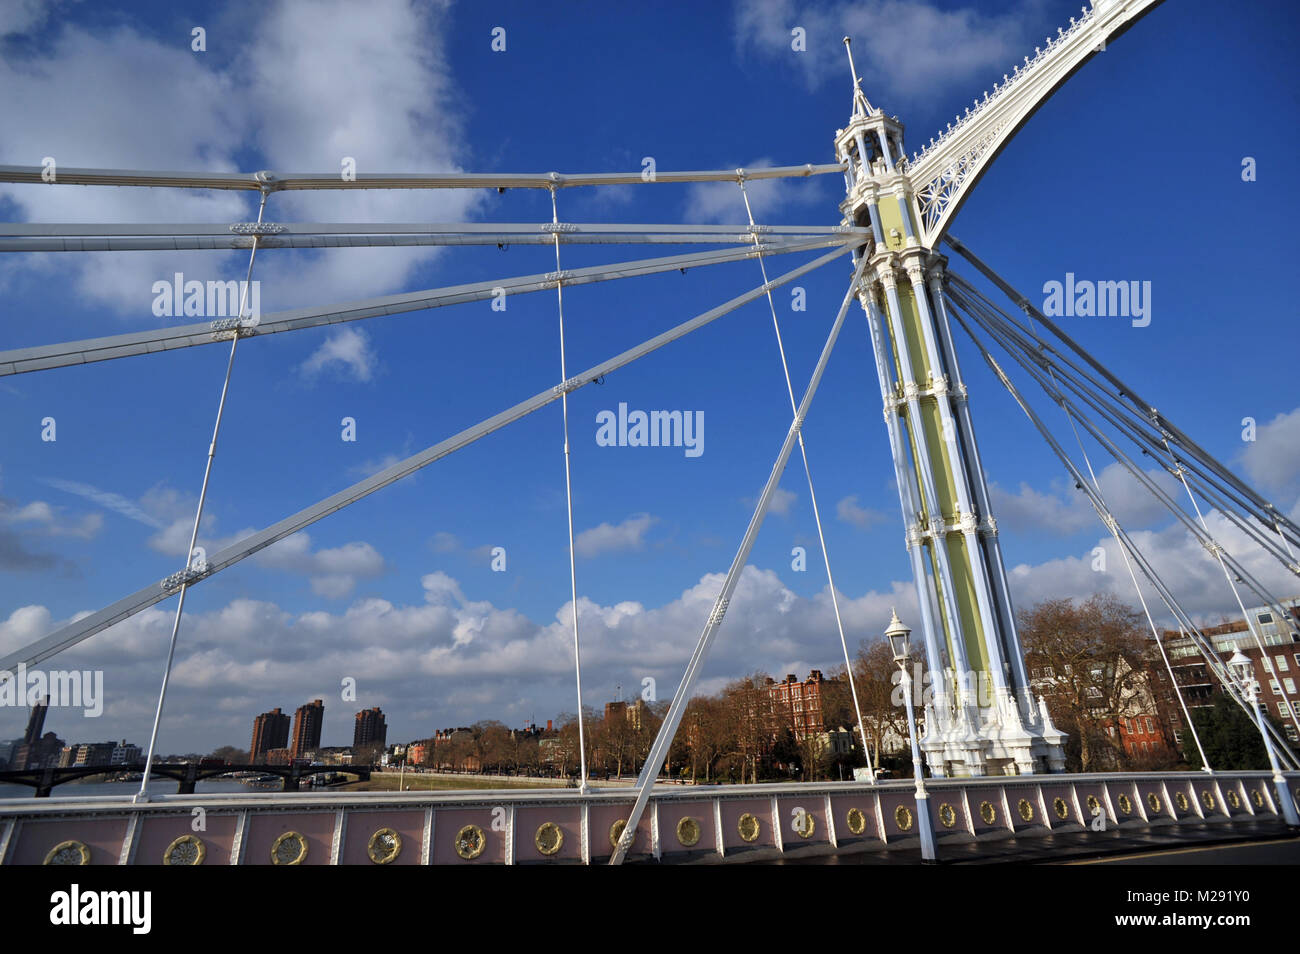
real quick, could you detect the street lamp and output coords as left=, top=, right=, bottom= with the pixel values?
left=885, top=609, right=938, bottom=862
left=1228, top=649, right=1300, bottom=828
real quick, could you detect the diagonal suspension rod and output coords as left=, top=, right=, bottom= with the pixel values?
left=738, top=178, right=873, bottom=784
left=0, top=237, right=849, bottom=377
left=138, top=188, right=269, bottom=799
left=610, top=254, right=870, bottom=866
left=549, top=186, right=589, bottom=793
left=0, top=246, right=852, bottom=676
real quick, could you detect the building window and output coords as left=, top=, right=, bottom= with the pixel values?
left=1258, top=613, right=1273, bottom=625
left=1145, top=717, right=1154, bottom=734
left=1286, top=679, right=1297, bottom=695
left=1279, top=702, right=1292, bottom=718
left=1140, top=741, right=1148, bottom=753
left=1270, top=680, right=1282, bottom=695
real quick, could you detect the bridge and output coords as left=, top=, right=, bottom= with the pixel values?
left=0, top=763, right=372, bottom=798
left=2, top=0, right=1298, bottom=867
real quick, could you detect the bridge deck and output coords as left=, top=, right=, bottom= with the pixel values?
left=1, top=770, right=1295, bottom=866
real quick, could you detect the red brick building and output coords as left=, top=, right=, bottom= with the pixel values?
left=765, top=671, right=829, bottom=740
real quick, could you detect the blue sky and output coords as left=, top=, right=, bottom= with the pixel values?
left=1, top=0, right=1297, bottom=754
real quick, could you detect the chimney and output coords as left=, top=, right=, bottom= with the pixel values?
left=547, top=719, right=553, bottom=732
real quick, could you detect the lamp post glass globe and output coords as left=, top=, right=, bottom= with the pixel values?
left=885, top=609, right=912, bottom=664
left=1227, top=649, right=1254, bottom=692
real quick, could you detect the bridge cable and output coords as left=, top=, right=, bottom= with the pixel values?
left=549, top=186, right=589, bottom=792
left=944, top=289, right=1299, bottom=768
left=945, top=272, right=1298, bottom=574
left=943, top=236, right=1300, bottom=551
left=1017, top=292, right=1213, bottom=771
left=138, top=188, right=270, bottom=799
left=945, top=286, right=1300, bottom=766
left=738, top=178, right=874, bottom=783
left=948, top=277, right=1300, bottom=746
left=610, top=255, right=870, bottom=865
left=0, top=246, right=853, bottom=675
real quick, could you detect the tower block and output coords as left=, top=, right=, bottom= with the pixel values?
left=835, top=49, right=1065, bottom=776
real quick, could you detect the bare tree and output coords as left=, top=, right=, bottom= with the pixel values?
left=1019, top=594, right=1152, bottom=772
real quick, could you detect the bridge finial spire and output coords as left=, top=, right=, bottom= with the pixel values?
left=842, top=36, right=875, bottom=117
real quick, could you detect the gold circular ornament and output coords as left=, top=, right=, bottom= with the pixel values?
left=271, top=831, right=307, bottom=866
left=1053, top=797, right=1069, bottom=820
left=44, top=840, right=90, bottom=866
left=1117, top=793, right=1133, bottom=815
left=454, top=824, right=486, bottom=860
left=793, top=810, right=815, bottom=839
left=1226, top=789, right=1240, bottom=809
left=737, top=812, right=761, bottom=843
left=938, top=803, right=957, bottom=828
left=1251, top=789, right=1264, bottom=808
left=609, top=819, right=634, bottom=850
left=845, top=807, right=867, bottom=836
left=676, top=816, right=701, bottom=848
left=535, top=822, right=564, bottom=856
left=1201, top=790, right=1216, bottom=811
left=1017, top=798, right=1034, bottom=822
left=1174, top=792, right=1189, bottom=813
left=367, top=828, right=402, bottom=864
left=894, top=805, right=913, bottom=832
left=163, top=834, right=205, bottom=866
left=1085, top=795, right=1100, bottom=816
left=980, top=801, right=997, bottom=825
left=1146, top=792, right=1162, bottom=813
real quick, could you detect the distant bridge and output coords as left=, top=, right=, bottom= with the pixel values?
left=0, top=762, right=372, bottom=798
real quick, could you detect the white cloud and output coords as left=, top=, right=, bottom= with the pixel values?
left=768, top=487, right=798, bottom=517
left=989, top=462, right=1182, bottom=536
left=1239, top=405, right=1300, bottom=497
left=733, top=0, right=1045, bottom=99
left=1004, top=495, right=1300, bottom=621
left=0, top=561, right=922, bottom=752
left=836, top=493, right=885, bottom=530
left=0, top=498, right=102, bottom=539
left=683, top=157, right=825, bottom=223
left=0, top=0, right=55, bottom=36
left=0, top=0, right=480, bottom=320
left=298, top=327, right=378, bottom=382
left=255, top=532, right=386, bottom=598
left=41, top=478, right=165, bottom=529
left=575, top=513, right=658, bottom=558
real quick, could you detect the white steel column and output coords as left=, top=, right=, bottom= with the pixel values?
left=877, top=265, right=972, bottom=712
left=905, top=257, right=1009, bottom=706
left=862, top=291, right=945, bottom=701
left=928, top=270, right=1034, bottom=711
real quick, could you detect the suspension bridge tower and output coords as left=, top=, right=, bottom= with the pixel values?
left=836, top=41, right=1066, bottom=777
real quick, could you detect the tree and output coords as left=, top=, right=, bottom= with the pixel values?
left=721, top=672, right=776, bottom=785
left=1019, top=594, right=1154, bottom=772
left=474, top=721, right=512, bottom=774
left=1184, top=694, right=1279, bottom=771
left=833, top=639, right=909, bottom=770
